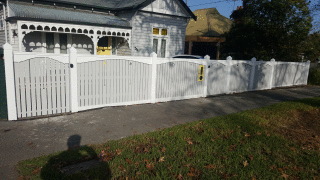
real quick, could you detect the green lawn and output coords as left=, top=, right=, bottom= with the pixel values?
left=17, top=97, right=320, bottom=179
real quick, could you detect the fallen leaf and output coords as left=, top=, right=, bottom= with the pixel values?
left=118, top=165, right=126, bottom=172
left=187, top=167, right=201, bottom=177
left=99, top=150, right=115, bottom=162
left=125, top=158, right=133, bottom=164
left=161, top=147, right=166, bottom=153
left=185, top=137, right=194, bottom=145
left=176, top=174, right=183, bottom=180
left=32, top=167, right=42, bottom=175
left=204, top=164, right=216, bottom=169
left=281, top=173, right=289, bottom=179
left=243, top=160, right=249, bottom=167
left=249, top=155, right=254, bottom=160
left=158, top=156, right=165, bottom=162
left=115, top=149, right=122, bottom=155
left=146, top=162, right=154, bottom=170
left=244, top=133, right=251, bottom=137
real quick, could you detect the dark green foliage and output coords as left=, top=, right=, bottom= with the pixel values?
left=0, top=59, right=7, bottom=120
left=308, top=66, right=320, bottom=85
left=302, top=33, right=320, bottom=62
left=223, top=0, right=312, bottom=61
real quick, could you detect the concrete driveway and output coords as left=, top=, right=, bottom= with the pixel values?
left=1, top=86, right=320, bottom=179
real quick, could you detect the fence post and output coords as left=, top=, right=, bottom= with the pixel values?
left=268, top=58, right=276, bottom=89
left=249, top=57, right=257, bottom=91
left=69, top=47, right=78, bottom=113
left=150, top=52, right=157, bottom=103
left=203, top=55, right=210, bottom=97
left=3, top=43, right=17, bottom=120
left=226, top=56, right=232, bottom=94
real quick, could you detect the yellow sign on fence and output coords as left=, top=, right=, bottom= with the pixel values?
left=198, top=65, right=204, bottom=81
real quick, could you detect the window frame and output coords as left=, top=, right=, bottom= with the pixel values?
left=152, top=26, right=169, bottom=58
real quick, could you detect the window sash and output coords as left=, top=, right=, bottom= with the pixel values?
left=153, top=39, right=158, bottom=54
left=160, top=39, right=166, bottom=58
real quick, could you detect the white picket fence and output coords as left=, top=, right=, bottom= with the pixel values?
left=3, top=44, right=310, bottom=120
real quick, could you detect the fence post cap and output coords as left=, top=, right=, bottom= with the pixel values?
left=151, top=52, right=157, bottom=58
left=226, top=56, right=232, bottom=61
left=3, top=43, right=12, bottom=50
left=270, top=58, right=276, bottom=62
left=251, top=57, right=257, bottom=61
left=204, top=55, right=210, bottom=60
left=69, top=47, right=77, bottom=53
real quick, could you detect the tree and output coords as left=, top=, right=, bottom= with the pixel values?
left=223, top=0, right=312, bottom=61
left=302, top=33, right=320, bottom=62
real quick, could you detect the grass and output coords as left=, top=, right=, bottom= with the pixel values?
left=17, top=97, right=320, bottom=179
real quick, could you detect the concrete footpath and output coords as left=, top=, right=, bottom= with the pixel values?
left=1, top=86, right=320, bottom=179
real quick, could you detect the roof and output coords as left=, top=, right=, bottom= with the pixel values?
left=186, top=8, right=232, bottom=37
left=38, top=0, right=196, bottom=20
left=8, top=2, right=131, bottom=28
left=40, top=0, right=152, bottom=11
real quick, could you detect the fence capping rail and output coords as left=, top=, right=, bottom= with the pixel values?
left=3, top=43, right=17, bottom=121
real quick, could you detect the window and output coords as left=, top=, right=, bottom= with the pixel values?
left=160, top=39, right=166, bottom=58
left=153, top=39, right=158, bottom=54
left=0, top=16, right=4, bottom=30
left=152, top=27, right=168, bottom=57
left=46, top=33, right=54, bottom=53
left=153, top=28, right=159, bottom=35
left=161, top=29, right=167, bottom=36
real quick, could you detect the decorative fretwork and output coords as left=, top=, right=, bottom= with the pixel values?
left=17, top=20, right=132, bottom=52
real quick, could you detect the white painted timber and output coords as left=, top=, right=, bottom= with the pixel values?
left=150, top=52, right=157, bottom=103
left=7, top=50, right=311, bottom=120
left=3, top=43, right=17, bottom=120
left=69, top=47, right=78, bottom=113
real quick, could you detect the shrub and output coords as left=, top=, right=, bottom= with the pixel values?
left=308, top=66, right=320, bottom=85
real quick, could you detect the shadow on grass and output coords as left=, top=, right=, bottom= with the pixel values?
left=40, top=135, right=111, bottom=180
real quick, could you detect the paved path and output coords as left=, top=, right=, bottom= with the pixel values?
left=1, top=86, right=320, bottom=179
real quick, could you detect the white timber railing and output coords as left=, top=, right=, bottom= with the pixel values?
left=3, top=44, right=310, bottom=120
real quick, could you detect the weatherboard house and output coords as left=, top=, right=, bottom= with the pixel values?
left=0, top=0, right=196, bottom=57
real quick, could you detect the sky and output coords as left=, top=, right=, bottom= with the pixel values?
left=185, top=0, right=319, bottom=31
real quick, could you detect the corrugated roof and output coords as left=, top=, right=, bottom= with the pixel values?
left=37, top=0, right=197, bottom=20
left=38, top=0, right=152, bottom=11
left=8, top=2, right=131, bottom=28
